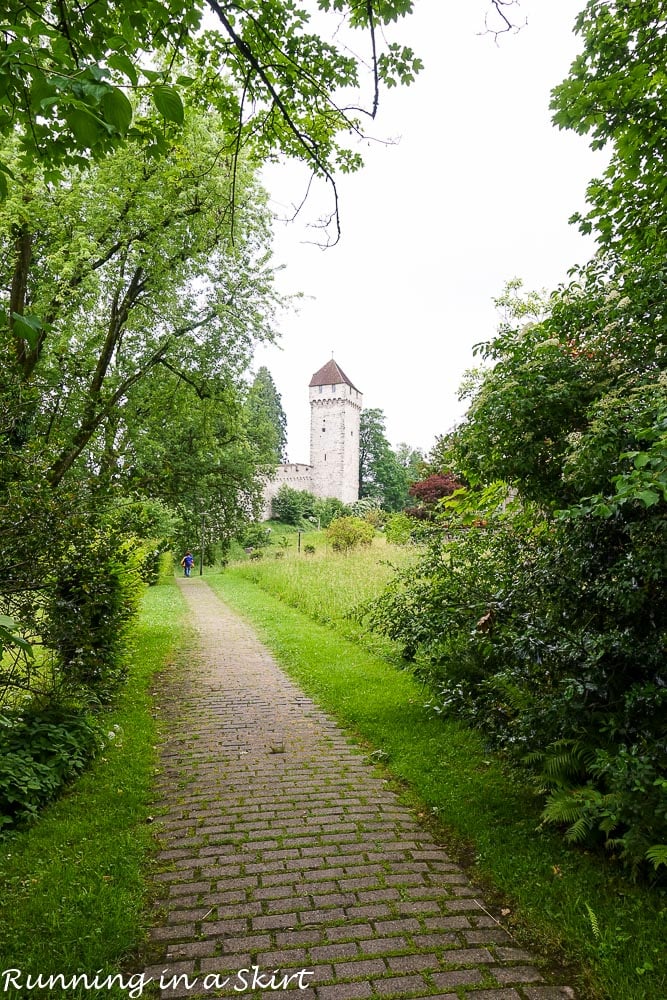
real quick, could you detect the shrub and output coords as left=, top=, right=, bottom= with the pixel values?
left=240, top=523, right=273, bottom=549
left=41, top=526, right=144, bottom=703
left=326, top=516, right=375, bottom=553
left=0, top=706, right=102, bottom=833
left=271, top=485, right=316, bottom=525
left=304, top=544, right=316, bottom=555
left=384, top=512, right=414, bottom=545
left=363, top=483, right=667, bottom=876
left=312, top=496, right=350, bottom=527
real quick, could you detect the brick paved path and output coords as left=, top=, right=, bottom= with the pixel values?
left=144, top=578, right=575, bottom=1000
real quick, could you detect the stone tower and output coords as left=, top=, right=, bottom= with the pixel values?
left=309, top=359, right=362, bottom=505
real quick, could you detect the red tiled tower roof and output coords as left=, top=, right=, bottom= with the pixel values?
left=309, top=359, right=360, bottom=392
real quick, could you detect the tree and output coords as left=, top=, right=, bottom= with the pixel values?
left=0, top=0, right=422, bottom=236
left=364, top=8, right=667, bottom=872
left=2, top=107, right=277, bottom=481
left=358, top=408, right=410, bottom=512
left=551, top=0, right=667, bottom=266
left=406, top=473, right=463, bottom=518
left=246, top=367, right=288, bottom=466
left=394, top=442, right=425, bottom=481
left=0, top=106, right=279, bottom=703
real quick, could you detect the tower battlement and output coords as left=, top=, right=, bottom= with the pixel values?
left=262, top=359, right=363, bottom=517
left=308, top=359, right=362, bottom=505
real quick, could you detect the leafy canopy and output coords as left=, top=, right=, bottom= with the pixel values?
left=0, top=0, right=422, bottom=230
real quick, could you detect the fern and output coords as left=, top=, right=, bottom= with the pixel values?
left=584, top=903, right=601, bottom=941
left=541, top=788, right=593, bottom=828
left=566, top=812, right=597, bottom=844
left=646, top=844, right=667, bottom=870
left=526, top=738, right=596, bottom=785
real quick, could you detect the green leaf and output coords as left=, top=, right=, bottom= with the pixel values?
left=11, top=312, right=42, bottom=349
left=66, top=106, right=104, bottom=147
left=0, top=617, right=33, bottom=656
left=637, top=489, right=660, bottom=507
left=107, top=53, right=138, bottom=87
left=646, top=844, right=667, bottom=869
left=101, top=87, right=133, bottom=133
left=152, top=85, right=184, bottom=124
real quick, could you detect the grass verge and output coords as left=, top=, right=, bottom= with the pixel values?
left=211, top=568, right=666, bottom=1000
left=223, top=535, right=416, bottom=659
left=0, top=577, right=187, bottom=996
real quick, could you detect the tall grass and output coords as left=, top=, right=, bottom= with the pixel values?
left=229, top=534, right=416, bottom=658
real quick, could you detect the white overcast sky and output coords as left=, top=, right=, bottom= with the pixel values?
left=253, top=0, right=603, bottom=460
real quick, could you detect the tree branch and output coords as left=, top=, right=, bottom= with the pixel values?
left=205, top=0, right=342, bottom=244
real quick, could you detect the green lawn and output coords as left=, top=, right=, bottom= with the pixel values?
left=210, top=561, right=666, bottom=1000
left=223, top=532, right=416, bottom=659
left=0, top=578, right=188, bottom=997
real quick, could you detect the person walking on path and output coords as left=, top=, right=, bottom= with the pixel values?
left=180, top=550, right=195, bottom=577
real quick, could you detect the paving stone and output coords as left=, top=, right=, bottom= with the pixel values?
left=465, top=992, right=522, bottom=1000
left=440, top=947, right=495, bottom=965
left=333, top=958, right=387, bottom=980
left=463, top=928, right=514, bottom=944
left=430, top=968, right=486, bottom=988
left=276, top=929, right=324, bottom=947
left=358, top=937, right=407, bottom=955
left=492, top=966, right=544, bottom=983
left=373, top=918, right=421, bottom=935
left=494, top=947, right=532, bottom=962
left=325, top=925, right=374, bottom=943
left=141, top=579, right=577, bottom=1000
left=411, top=933, right=458, bottom=948
left=371, top=973, right=429, bottom=995
left=310, top=943, right=360, bottom=962
left=317, top=982, right=372, bottom=1000
left=522, top=990, right=576, bottom=999
left=385, top=953, right=439, bottom=972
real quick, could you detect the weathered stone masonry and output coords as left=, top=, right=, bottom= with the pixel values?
left=262, top=360, right=362, bottom=518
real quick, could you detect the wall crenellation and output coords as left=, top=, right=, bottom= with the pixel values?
left=262, top=359, right=362, bottom=518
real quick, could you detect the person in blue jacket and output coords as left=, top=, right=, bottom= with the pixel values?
left=180, top=550, right=195, bottom=577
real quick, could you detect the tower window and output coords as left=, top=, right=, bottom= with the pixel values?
left=331, top=384, right=336, bottom=392
left=322, top=426, right=326, bottom=432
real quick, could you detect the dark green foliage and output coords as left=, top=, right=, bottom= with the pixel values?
left=271, top=485, right=316, bottom=525
left=240, top=523, right=273, bottom=549
left=42, top=525, right=144, bottom=702
left=246, top=367, right=288, bottom=465
left=364, top=475, right=667, bottom=875
left=359, top=408, right=411, bottom=511
left=0, top=706, right=101, bottom=833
